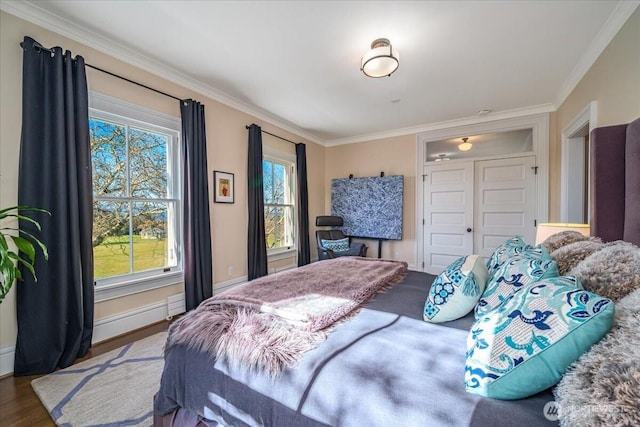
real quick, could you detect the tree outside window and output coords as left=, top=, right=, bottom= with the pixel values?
left=90, top=115, right=179, bottom=281
left=263, top=156, right=295, bottom=251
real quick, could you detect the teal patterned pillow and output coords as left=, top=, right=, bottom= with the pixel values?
left=475, top=254, right=559, bottom=319
left=486, top=236, right=527, bottom=275
left=321, top=238, right=350, bottom=255
left=424, top=255, right=489, bottom=323
left=486, top=237, right=552, bottom=278
left=465, top=276, right=614, bottom=400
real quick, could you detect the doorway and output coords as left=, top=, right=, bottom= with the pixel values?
left=415, top=113, right=549, bottom=273
left=561, top=101, right=597, bottom=223
left=423, top=156, right=537, bottom=274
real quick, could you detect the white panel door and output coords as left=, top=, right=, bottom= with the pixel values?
left=474, top=156, right=537, bottom=259
left=423, top=162, right=474, bottom=274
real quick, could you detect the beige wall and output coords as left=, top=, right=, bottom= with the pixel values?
left=324, top=135, right=416, bottom=265
left=550, top=7, right=640, bottom=220
left=0, top=11, right=325, bottom=349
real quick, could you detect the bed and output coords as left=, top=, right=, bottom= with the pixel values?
left=154, top=267, right=555, bottom=427
left=154, top=117, right=639, bottom=427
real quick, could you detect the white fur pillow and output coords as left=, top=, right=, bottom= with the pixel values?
left=541, top=230, right=590, bottom=253
left=551, top=238, right=603, bottom=275
left=569, top=241, right=640, bottom=302
left=554, top=287, right=640, bottom=427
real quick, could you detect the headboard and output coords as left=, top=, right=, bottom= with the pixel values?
left=590, top=117, right=640, bottom=245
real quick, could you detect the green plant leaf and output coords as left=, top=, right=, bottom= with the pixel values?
left=0, top=205, right=49, bottom=300
left=14, top=228, right=48, bottom=260
left=7, top=252, right=37, bottom=281
left=9, top=235, right=36, bottom=263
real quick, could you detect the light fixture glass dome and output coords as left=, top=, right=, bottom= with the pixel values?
left=361, top=38, right=399, bottom=78
left=458, top=137, right=472, bottom=151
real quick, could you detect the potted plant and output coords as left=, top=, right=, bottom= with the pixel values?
left=0, top=205, right=49, bottom=303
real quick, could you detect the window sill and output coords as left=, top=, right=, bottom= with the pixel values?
left=95, top=271, right=184, bottom=302
left=267, top=247, right=297, bottom=262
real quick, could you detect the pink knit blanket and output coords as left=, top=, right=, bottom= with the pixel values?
left=166, top=257, right=407, bottom=374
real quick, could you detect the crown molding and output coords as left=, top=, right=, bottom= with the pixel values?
left=554, top=0, right=639, bottom=108
left=3, top=1, right=635, bottom=149
left=324, top=103, right=555, bottom=147
left=0, top=1, right=325, bottom=146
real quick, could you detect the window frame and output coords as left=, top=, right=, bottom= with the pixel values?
left=262, top=147, right=297, bottom=260
left=89, top=92, right=183, bottom=302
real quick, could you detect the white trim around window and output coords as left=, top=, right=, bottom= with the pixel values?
left=89, top=92, right=184, bottom=301
left=262, top=146, right=297, bottom=256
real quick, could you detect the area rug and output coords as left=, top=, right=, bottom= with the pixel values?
left=32, top=331, right=167, bottom=427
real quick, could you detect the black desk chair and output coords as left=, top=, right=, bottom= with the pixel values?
left=315, top=216, right=367, bottom=260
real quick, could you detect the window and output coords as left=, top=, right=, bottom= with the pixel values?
left=89, top=93, right=182, bottom=301
left=263, top=150, right=296, bottom=254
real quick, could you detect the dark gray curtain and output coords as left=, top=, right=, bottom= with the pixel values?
left=296, top=143, right=311, bottom=266
left=247, top=124, right=267, bottom=280
left=15, top=36, right=94, bottom=376
left=181, top=100, right=213, bottom=311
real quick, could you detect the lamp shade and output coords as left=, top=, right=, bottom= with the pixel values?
left=535, top=223, right=590, bottom=245
left=361, top=38, right=399, bottom=78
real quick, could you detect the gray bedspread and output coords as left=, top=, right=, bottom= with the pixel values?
left=154, top=271, right=557, bottom=427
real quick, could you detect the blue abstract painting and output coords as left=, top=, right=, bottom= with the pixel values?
left=331, top=175, right=403, bottom=240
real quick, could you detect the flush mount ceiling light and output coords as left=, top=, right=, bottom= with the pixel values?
left=361, top=38, right=399, bottom=78
left=458, top=137, right=472, bottom=152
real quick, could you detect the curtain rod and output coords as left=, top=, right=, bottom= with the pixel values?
left=20, top=41, right=184, bottom=103
left=245, top=124, right=298, bottom=145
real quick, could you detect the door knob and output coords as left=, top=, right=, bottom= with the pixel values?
left=467, top=228, right=472, bottom=232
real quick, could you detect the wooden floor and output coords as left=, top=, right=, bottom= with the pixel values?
left=0, top=320, right=169, bottom=427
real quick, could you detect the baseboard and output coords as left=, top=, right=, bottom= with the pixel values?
left=269, top=263, right=297, bottom=274
left=0, top=302, right=167, bottom=376
left=0, top=278, right=237, bottom=376
left=214, top=275, right=248, bottom=294
left=0, top=344, right=16, bottom=377
left=92, top=300, right=168, bottom=344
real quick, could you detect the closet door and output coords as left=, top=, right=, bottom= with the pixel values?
left=423, top=161, right=474, bottom=274
left=474, top=156, right=537, bottom=258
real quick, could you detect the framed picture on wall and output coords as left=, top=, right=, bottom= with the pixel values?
left=214, top=171, right=234, bottom=203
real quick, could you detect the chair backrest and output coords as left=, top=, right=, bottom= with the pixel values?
left=315, top=216, right=348, bottom=253
left=315, top=216, right=344, bottom=227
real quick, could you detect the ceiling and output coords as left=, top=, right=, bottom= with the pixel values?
left=3, top=1, right=638, bottom=145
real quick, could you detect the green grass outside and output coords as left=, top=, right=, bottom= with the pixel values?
left=94, top=235, right=166, bottom=279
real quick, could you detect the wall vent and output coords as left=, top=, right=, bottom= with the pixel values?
left=167, top=293, right=186, bottom=319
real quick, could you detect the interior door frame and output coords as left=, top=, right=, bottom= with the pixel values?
left=415, top=113, right=550, bottom=272
left=561, top=101, right=597, bottom=223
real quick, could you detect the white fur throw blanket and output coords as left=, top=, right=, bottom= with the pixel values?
left=166, top=257, right=407, bottom=374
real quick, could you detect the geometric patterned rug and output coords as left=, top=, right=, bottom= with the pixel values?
left=31, top=331, right=167, bottom=427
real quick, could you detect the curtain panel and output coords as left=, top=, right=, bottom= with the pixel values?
left=15, top=36, right=94, bottom=375
left=247, top=125, right=267, bottom=280
left=296, top=143, right=311, bottom=266
left=181, top=100, right=213, bottom=311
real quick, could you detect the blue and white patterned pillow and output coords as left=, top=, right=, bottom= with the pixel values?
left=486, top=236, right=528, bottom=276
left=321, top=238, right=350, bottom=255
left=475, top=255, right=560, bottom=319
left=465, top=276, right=614, bottom=400
left=486, top=236, right=552, bottom=278
left=424, top=255, right=489, bottom=323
